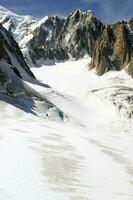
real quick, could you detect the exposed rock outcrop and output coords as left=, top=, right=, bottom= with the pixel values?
left=58, top=9, right=104, bottom=59
left=90, top=21, right=133, bottom=76
left=0, top=23, right=35, bottom=96
left=0, top=23, right=35, bottom=78
left=27, top=16, right=69, bottom=66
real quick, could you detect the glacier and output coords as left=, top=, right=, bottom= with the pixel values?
left=0, top=57, right=133, bottom=200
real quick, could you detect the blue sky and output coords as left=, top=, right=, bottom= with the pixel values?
left=0, top=0, right=133, bottom=23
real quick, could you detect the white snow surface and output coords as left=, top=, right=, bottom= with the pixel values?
left=1, top=57, right=133, bottom=200
left=0, top=5, right=37, bottom=47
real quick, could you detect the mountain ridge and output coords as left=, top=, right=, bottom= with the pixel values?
left=1, top=5, right=133, bottom=76
left=0, top=6, right=104, bottom=66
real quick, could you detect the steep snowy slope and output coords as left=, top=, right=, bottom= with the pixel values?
left=0, top=22, right=35, bottom=80
left=0, top=22, right=36, bottom=93
left=0, top=5, right=37, bottom=43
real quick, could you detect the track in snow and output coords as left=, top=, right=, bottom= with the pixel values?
left=0, top=58, right=133, bottom=200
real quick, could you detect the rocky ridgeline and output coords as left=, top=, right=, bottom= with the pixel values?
left=0, top=7, right=104, bottom=66
left=23, top=9, right=104, bottom=66
left=1, top=6, right=133, bottom=76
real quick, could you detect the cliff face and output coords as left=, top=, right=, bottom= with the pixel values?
left=58, top=9, right=104, bottom=59
left=27, top=16, right=69, bottom=66
left=25, top=10, right=104, bottom=65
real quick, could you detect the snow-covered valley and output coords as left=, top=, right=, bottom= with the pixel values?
left=0, top=57, right=133, bottom=200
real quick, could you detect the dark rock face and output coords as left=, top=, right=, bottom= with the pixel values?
left=27, top=16, right=69, bottom=65
left=30, top=16, right=65, bottom=49
left=0, top=23, right=35, bottom=96
left=0, top=8, right=104, bottom=66
left=90, top=21, right=133, bottom=76
left=90, top=26, right=112, bottom=75
left=0, top=24, right=35, bottom=78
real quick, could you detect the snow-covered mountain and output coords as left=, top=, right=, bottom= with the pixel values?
left=0, top=6, right=68, bottom=65
left=0, top=5, right=37, bottom=42
left=0, top=6, right=104, bottom=66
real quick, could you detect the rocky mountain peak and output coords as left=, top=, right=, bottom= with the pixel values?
left=0, top=6, right=104, bottom=65
left=70, top=9, right=93, bottom=18
left=57, top=9, right=104, bottom=59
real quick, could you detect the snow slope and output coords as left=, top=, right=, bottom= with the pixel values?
left=0, top=57, right=133, bottom=200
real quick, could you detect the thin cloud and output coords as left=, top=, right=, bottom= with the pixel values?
left=80, top=0, right=133, bottom=23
